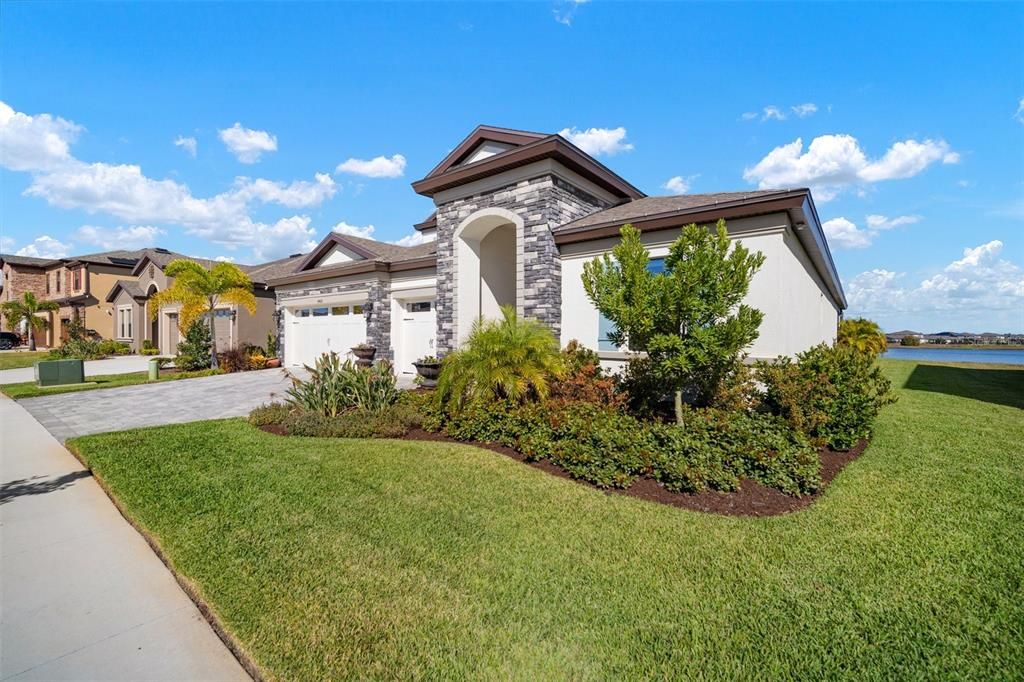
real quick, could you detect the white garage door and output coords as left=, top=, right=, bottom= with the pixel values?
left=286, top=303, right=367, bottom=368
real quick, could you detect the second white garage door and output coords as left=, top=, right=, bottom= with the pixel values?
left=286, top=303, right=367, bottom=367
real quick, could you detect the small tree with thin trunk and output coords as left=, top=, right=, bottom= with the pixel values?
left=1, top=292, right=59, bottom=350
left=148, top=260, right=257, bottom=368
left=583, top=221, right=765, bottom=424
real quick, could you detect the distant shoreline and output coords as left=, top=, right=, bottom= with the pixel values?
left=886, top=344, right=1024, bottom=351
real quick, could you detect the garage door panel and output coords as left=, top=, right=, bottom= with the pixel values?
left=286, top=304, right=367, bottom=367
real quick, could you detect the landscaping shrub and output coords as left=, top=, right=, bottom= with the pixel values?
left=758, top=344, right=896, bottom=450
left=286, top=353, right=398, bottom=416
left=176, top=322, right=213, bottom=371
left=218, top=348, right=251, bottom=373
left=49, top=337, right=105, bottom=360
left=249, top=401, right=422, bottom=438
left=97, top=339, right=131, bottom=356
left=140, top=339, right=160, bottom=356
left=537, top=405, right=653, bottom=488
left=436, top=306, right=564, bottom=411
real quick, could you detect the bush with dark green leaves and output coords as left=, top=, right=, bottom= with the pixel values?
left=176, top=322, right=213, bottom=371
left=248, top=401, right=422, bottom=438
left=758, top=344, right=896, bottom=450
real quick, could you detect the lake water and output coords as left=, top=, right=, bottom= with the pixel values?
left=882, top=347, right=1024, bottom=365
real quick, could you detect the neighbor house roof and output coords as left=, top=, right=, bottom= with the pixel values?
left=64, top=249, right=145, bottom=268
left=411, top=125, right=645, bottom=201
left=104, top=279, right=147, bottom=303
left=0, top=254, right=60, bottom=268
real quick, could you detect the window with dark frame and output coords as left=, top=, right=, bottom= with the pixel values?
left=408, top=301, right=431, bottom=313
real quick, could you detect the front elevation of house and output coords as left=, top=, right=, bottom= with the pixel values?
left=268, top=125, right=846, bottom=375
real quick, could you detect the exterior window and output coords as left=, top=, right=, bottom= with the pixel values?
left=214, top=309, right=233, bottom=318
left=73, top=269, right=82, bottom=290
left=331, top=306, right=349, bottom=316
left=408, top=301, right=431, bottom=313
left=56, top=272, right=61, bottom=292
left=118, top=307, right=133, bottom=339
left=46, top=276, right=50, bottom=294
left=312, top=307, right=329, bottom=317
left=297, top=309, right=310, bottom=318
left=596, top=258, right=666, bottom=351
left=352, top=304, right=363, bottom=314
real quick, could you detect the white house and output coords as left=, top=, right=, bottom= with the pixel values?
left=267, top=125, right=846, bottom=375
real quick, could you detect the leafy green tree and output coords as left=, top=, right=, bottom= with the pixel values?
left=175, top=320, right=213, bottom=371
left=899, top=335, right=921, bottom=347
left=583, top=221, right=765, bottom=423
left=0, top=291, right=59, bottom=350
left=437, top=306, right=564, bottom=411
left=838, top=318, right=887, bottom=355
left=149, top=260, right=256, bottom=368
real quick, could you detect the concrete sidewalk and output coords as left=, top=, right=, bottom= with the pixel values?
left=0, top=396, right=249, bottom=681
left=0, top=355, right=153, bottom=385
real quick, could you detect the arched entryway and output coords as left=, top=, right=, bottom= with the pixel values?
left=454, top=207, right=522, bottom=342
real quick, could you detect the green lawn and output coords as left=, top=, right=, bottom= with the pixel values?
left=69, top=359, right=1024, bottom=680
left=0, top=350, right=49, bottom=370
left=1, top=369, right=221, bottom=399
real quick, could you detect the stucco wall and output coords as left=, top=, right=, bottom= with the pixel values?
left=559, top=213, right=840, bottom=363
left=82, top=264, right=136, bottom=340
left=236, top=289, right=278, bottom=351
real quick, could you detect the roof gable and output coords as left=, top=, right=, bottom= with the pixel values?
left=421, top=125, right=549, bottom=180
left=295, top=233, right=377, bottom=272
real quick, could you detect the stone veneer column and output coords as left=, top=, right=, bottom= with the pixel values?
left=433, top=174, right=609, bottom=355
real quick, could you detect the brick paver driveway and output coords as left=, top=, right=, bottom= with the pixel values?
left=20, top=369, right=296, bottom=442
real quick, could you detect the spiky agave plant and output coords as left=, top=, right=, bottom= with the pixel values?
left=436, top=305, right=564, bottom=412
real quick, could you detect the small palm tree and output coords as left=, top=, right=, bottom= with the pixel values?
left=437, top=305, right=564, bottom=411
left=149, top=260, right=256, bottom=368
left=838, top=317, right=888, bottom=356
left=0, top=291, right=59, bottom=350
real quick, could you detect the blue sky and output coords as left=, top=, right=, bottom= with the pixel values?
left=2, top=1, right=1022, bottom=332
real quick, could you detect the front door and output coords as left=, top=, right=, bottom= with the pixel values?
left=398, top=299, right=436, bottom=374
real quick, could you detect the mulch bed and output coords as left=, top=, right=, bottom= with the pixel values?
left=258, top=424, right=867, bottom=517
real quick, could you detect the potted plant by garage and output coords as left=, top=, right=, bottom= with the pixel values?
left=351, top=342, right=377, bottom=368
left=412, top=355, right=442, bottom=387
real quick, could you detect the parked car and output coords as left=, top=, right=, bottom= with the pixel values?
left=0, top=331, right=22, bottom=350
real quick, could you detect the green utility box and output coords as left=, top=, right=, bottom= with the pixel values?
left=34, top=359, right=85, bottom=387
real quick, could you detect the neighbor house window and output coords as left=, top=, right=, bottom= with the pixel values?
left=596, top=257, right=666, bottom=351
left=118, top=307, right=133, bottom=339
left=55, top=272, right=61, bottom=293
left=73, top=268, right=82, bottom=290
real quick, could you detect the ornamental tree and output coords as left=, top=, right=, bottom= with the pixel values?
left=0, top=291, right=59, bottom=351
left=149, top=259, right=257, bottom=368
left=582, top=221, right=765, bottom=423
left=837, top=317, right=888, bottom=355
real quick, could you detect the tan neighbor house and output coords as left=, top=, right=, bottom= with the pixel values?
left=0, top=250, right=143, bottom=347
left=106, top=248, right=303, bottom=354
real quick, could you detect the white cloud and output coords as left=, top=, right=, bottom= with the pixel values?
left=231, top=173, right=337, bottom=208
left=823, top=217, right=872, bottom=249
left=558, top=126, right=633, bottom=156
left=391, top=231, right=437, bottom=247
left=75, top=224, right=164, bottom=249
left=553, top=0, right=590, bottom=26
left=335, top=154, right=407, bottom=178
left=0, top=100, right=83, bottom=172
left=15, top=235, right=72, bottom=259
left=740, top=112, right=759, bottom=121
left=173, top=135, right=197, bottom=158
left=845, top=240, right=1024, bottom=324
left=663, top=174, right=698, bottom=195
left=791, top=103, right=818, bottom=118
left=865, top=214, right=921, bottom=231
left=762, top=106, right=786, bottom=121
left=744, top=134, right=958, bottom=200
left=1015, top=97, right=1024, bottom=125
left=332, top=221, right=375, bottom=239
left=824, top=213, right=923, bottom=250
left=0, top=236, right=15, bottom=253
left=214, top=255, right=235, bottom=262
left=218, top=122, right=278, bottom=164
left=247, top=216, right=318, bottom=262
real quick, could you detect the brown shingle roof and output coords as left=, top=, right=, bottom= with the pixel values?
left=554, top=190, right=801, bottom=233
left=336, top=234, right=437, bottom=262
left=0, top=253, right=60, bottom=268
left=67, top=249, right=146, bottom=267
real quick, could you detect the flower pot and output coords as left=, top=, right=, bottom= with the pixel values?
left=266, top=358, right=281, bottom=368
left=351, top=345, right=376, bottom=368
left=413, top=361, right=442, bottom=387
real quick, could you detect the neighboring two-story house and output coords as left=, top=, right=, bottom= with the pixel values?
left=105, top=248, right=303, bottom=354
